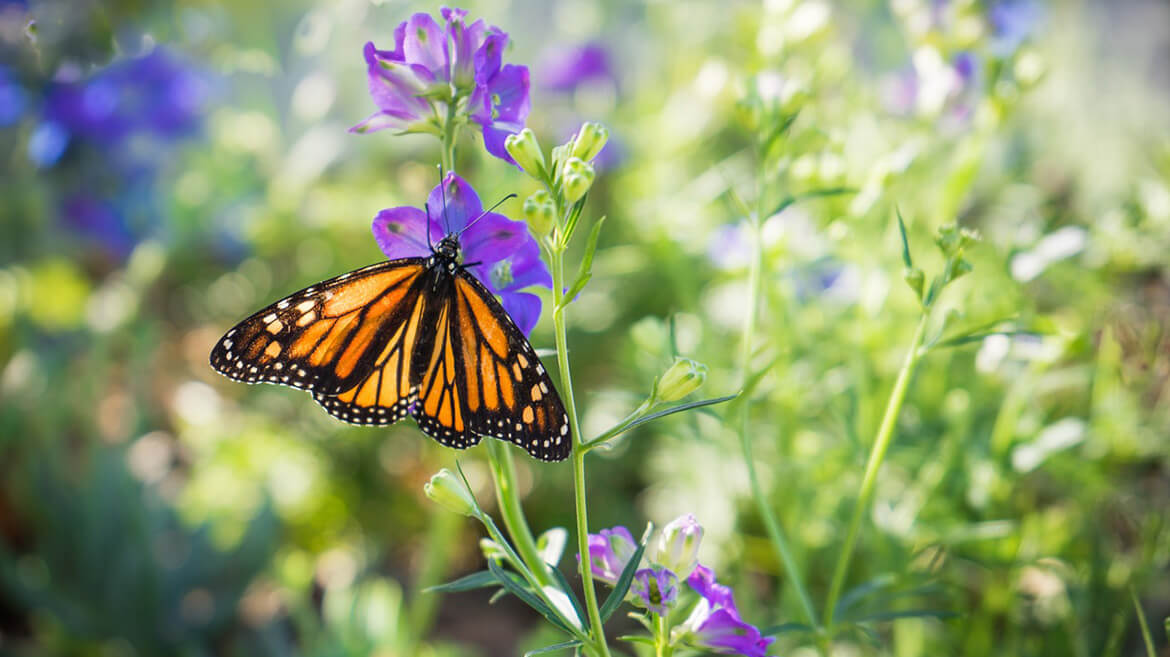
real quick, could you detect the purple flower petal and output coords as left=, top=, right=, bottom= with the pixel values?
left=540, top=43, right=614, bottom=93
left=402, top=12, right=450, bottom=83
left=474, top=31, right=508, bottom=85
left=447, top=15, right=486, bottom=89
left=681, top=564, right=774, bottom=657
left=579, top=525, right=637, bottom=585
left=427, top=172, right=483, bottom=234
left=372, top=206, right=441, bottom=259
left=488, top=64, right=530, bottom=122
left=462, top=212, right=528, bottom=268
left=631, top=567, right=679, bottom=615
left=500, top=292, right=542, bottom=336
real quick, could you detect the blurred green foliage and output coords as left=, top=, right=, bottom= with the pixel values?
left=1, top=0, right=1168, bottom=655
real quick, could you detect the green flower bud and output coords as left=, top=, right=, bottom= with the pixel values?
left=562, top=157, right=595, bottom=203
left=424, top=468, right=477, bottom=517
left=504, top=128, right=546, bottom=179
left=904, top=267, right=925, bottom=299
left=523, top=190, right=556, bottom=237
left=655, top=358, right=707, bottom=403
left=650, top=514, right=703, bottom=580
left=569, top=122, right=609, bottom=162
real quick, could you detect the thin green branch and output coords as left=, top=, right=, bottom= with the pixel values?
left=822, top=313, right=929, bottom=631
left=487, top=440, right=553, bottom=588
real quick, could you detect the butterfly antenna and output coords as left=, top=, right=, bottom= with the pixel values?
left=437, top=163, right=452, bottom=236
left=424, top=202, right=434, bottom=251
left=459, top=193, right=518, bottom=236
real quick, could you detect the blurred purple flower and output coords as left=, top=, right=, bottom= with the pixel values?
left=676, top=564, right=774, bottom=657
left=579, top=525, right=638, bottom=586
left=61, top=194, right=137, bottom=257
left=990, top=0, right=1042, bottom=55
left=43, top=48, right=209, bottom=146
left=0, top=66, right=26, bottom=126
left=371, top=172, right=550, bottom=334
left=540, top=42, right=614, bottom=93
left=27, top=121, right=69, bottom=168
left=630, top=566, right=679, bottom=615
left=353, top=7, right=531, bottom=165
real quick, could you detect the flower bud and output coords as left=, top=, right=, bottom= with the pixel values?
left=504, top=128, right=546, bottom=178
left=650, top=514, right=703, bottom=580
left=562, top=157, right=595, bottom=203
left=523, top=190, right=556, bottom=237
left=655, top=358, right=708, bottom=403
left=569, top=122, right=609, bottom=162
left=424, top=468, right=477, bottom=517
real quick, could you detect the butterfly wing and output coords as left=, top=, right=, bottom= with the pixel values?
left=209, top=259, right=427, bottom=397
left=410, top=270, right=570, bottom=461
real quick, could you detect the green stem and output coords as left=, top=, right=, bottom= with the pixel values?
left=407, top=505, right=459, bottom=642
left=487, top=440, right=553, bottom=588
left=441, top=100, right=458, bottom=172
left=738, top=207, right=818, bottom=628
left=583, top=398, right=652, bottom=451
left=654, top=613, right=672, bottom=657
left=552, top=246, right=611, bottom=657
left=822, top=313, right=929, bottom=631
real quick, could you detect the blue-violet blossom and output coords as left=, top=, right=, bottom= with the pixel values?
left=353, top=7, right=530, bottom=164
left=630, top=566, right=679, bottom=615
left=581, top=525, right=638, bottom=586
left=675, top=564, right=774, bottom=657
left=371, top=172, right=551, bottom=334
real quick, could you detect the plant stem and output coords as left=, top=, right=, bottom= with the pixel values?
left=441, top=100, right=458, bottom=172
left=551, top=245, right=611, bottom=657
left=738, top=206, right=818, bottom=628
left=654, top=613, right=672, bottom=657
left=822, top=313, right=929, bottom=630
left=487, top=439, right=553, bottom=588
left=407, top=505, right=459, bottom=642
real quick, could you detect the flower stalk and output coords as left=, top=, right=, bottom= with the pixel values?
left=821, top=312, right=929, bottom=631
left=486, top=439, right=553, bottom=588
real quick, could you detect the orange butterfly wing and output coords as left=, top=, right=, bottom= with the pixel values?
left=209, top=260, right=426, bottom=397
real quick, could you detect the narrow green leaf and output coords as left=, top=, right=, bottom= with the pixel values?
left=853, top=608, right=959, bottom=623
left=896, top=207, right=913, bottom=268
left=769, top=187, right=855, bottom=217
left=586, top=394, right=737, bottom=449
left=933, top=330, right=1039, bottom=350
left=834, top=574, right=896, bottom=617
left=524, top=640, right=583, bottom=656
left=424, top=570, right=498, bottom=593
left=599, top=540, right=647, bottom=622
left=562, top=197, right=588, bottom=245
left=761, top=111, right=800, bottom=155
left=761, top=622, right=814, bottom=636
left=487, top=560, right=575, bottom=635
left=488, top=588, right=509, bottom=605
left=617, top=635, right=657, bottom=647
left=1131, top=585, right=1157, bottom=657
left=561, top=216, right=606, bottom=308
left=548, top=566, right=589, bottom=631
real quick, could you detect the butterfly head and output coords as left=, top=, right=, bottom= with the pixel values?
left=432, top=234, right=463, bottom=267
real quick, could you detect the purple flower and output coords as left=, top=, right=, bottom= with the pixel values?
left=675, top=565, right=774, bottom=657
left=990, top=0, right=1042, bottom=55
left=0, top=66, right=26, bottom=126
left=540, top=42, right=615, bottom=93
left=579, top=525, right=638, bottom=586
left=42, top=48, right=209, bottom=146
left=371, top=172, right=551, bottom=335
left=353, top=7, right=531, bottom=164
left=61, top=194, right=137, bottom=257
left=630, top=566, right=679, bottom=615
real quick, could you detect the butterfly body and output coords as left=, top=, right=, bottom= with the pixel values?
left=209, top=233, right=571, bottom=461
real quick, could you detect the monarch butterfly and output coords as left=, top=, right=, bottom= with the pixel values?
left=208, top=184, right=570, bottom=462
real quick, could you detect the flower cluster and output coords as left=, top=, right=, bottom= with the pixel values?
left=582, top=515, right=774, bottom=657
left=352, top=7, right=530, bottom=164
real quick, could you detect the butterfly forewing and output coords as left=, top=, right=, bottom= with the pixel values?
left=209, top=260, right=426, bottom=395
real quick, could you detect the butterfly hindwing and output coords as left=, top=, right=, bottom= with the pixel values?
left=209, top=259, right=426, bottom=396
left=409, top=271, right=570, bottom=461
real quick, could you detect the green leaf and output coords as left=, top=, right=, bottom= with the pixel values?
left=423, top=570, right=498, bottom=593
left=599, top=539, right=647, bottom=622
left=487, top=560, right=576, bottom=635
left=561, top=196, right=588, bottom=245
left=769, top=187, right=855, bottom=217
left=548, top=566, right=589, bottom=631
left=586, top=394, right=737, bottom=449
left=617, top=635, right=657, bottom=647
left=932, top=330, right=1039, bottom=350
left=896, top=207, right=913, bottom=268
left=852, top=608, right=959, bottom=623
left=834, top=574, right=897, bottom=617
left=561, top=216, right=606, bottom=309
left=761, top=622, right=814, bottom=636
left=524, top=640, right=583, bottom=656
left=761, top=110, right=800, bottom=156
